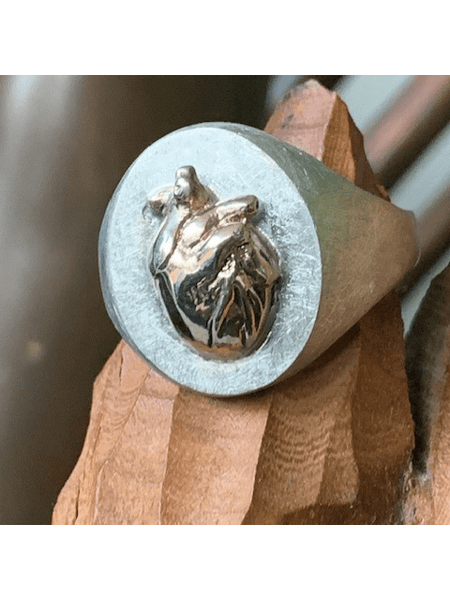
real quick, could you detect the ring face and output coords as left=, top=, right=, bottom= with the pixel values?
left=99, top=122, right=419, bottom=396
left=99, top=123, right=323, bottom=396
left=146, top=166, right=282, bottom=360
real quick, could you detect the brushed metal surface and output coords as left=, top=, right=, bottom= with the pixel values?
left=100, top=123, right=419, bottom=396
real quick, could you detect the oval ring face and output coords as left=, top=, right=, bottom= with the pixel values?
left=147, top=165, right=282, bottom=360
left=99, top=123, right=323, bottom=396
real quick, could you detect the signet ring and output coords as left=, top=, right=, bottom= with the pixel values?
left=99, top=122, right=419, bottom=396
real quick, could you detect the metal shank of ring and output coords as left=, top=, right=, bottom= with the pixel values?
left=99, top=122, right=419, bottom=396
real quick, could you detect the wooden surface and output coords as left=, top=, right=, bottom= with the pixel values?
left=403, top=263, right=450, bottom=524
left=52, top=80, right=415, bottom=525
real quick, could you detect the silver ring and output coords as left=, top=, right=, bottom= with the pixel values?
left=99, top=122, right=419, bottom=396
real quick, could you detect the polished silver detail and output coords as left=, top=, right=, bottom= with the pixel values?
left=146, top=166, right=281, bottom=360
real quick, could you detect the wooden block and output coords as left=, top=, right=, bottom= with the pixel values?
left=403, top=263, right=450, bottom=524
left=52, top=80, right=414, bottom=525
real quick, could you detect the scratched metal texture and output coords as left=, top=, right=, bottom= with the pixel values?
left=100, top=123, right=418, bottom=395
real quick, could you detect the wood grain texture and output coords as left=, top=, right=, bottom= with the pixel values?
left=52, top=79, right=414, bottom=525
left=403, top=263, right=450, bottom=524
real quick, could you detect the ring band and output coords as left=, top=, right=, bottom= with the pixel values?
left=99, top=122, right=419, bottom=396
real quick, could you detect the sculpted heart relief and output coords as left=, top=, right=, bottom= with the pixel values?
left=146, top=166, right=282, bottom=360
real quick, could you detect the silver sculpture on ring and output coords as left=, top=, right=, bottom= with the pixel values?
left=146, top=166, right=282, bottom=360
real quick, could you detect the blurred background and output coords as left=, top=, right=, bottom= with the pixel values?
left=1, top=75, right=450, bottom=524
